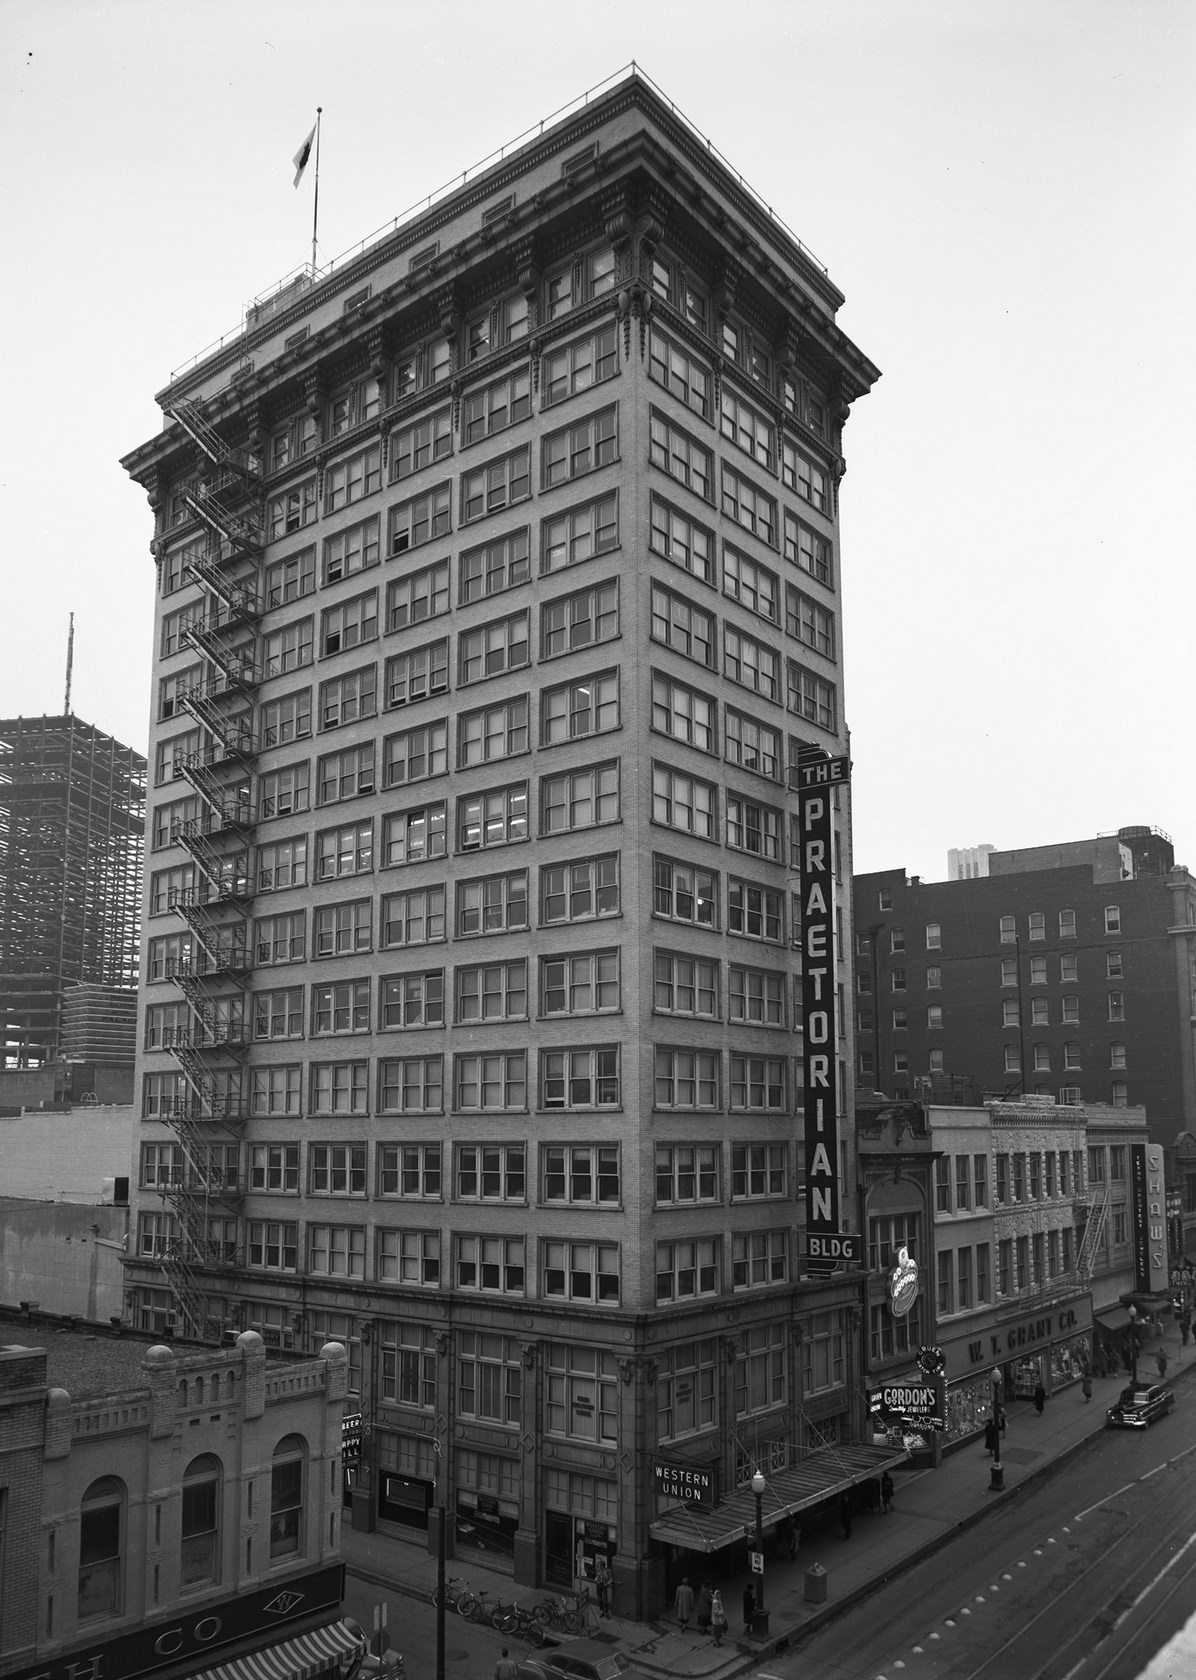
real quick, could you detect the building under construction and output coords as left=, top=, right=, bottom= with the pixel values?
left=0, top=714, right=146, bottom=1066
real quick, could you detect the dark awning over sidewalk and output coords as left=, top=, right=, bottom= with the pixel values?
left=648, top=1442, right=909, bottom=1554
left=189, top=1619, right=366, bottom=1680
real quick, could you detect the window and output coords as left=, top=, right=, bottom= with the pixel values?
left=380, top=969, right=445, bottom=1028
left=724, top=709, right=781, bottom=779
left=316, top=742, right=375, bottom=804
left=542, top=670, right=619, bottom=743
left=268, top=1436, right=305, bottom=1558
left=269, top=413, right=317, bottom=471
left=384, top=720, right=448, bottom=787
left=781, top=440, right=829, bottom=512
left=650, top=582, right=715, bottom=667
left=456, top=868, right=528, bottom=936
left=786, top=659, right=836, bottom=730
left=1033, top=1044, right=1051, bottom=1071
left=542, top=324, right=618, bottom=404
left=540, top=854, right=619, bottom=924
left=462, top=368, right=531, bottom=443
left=456, top=1143, right=526, bottom=1202
left=653, top=855, right=717, bottom=926
left=457, top=1332, right=522, bottom=1427
left=268, top=481, right=317, bottom=539
left=973, top=1154, right=988, bottom=1207
left=383, top=801, right=447, bottom=866
left=541, top=577, right=618, bottom=659
left=260, top=687, right=313, bottom=749
left=541, top=1047, right=619, bottom=1109
left=310, top=1062, right=369, bottom=1115
left=320, top=590, right=378, bottom=656
left=456, top=959, right=528, bottom=1022
left=649, top=495, right=714, bottom=585
left=328, top=372, right=380, bottom=435
left=385, top=639, right=450, bottom=708
left=937, top=1251, right=954, bottom=1316
left=727, top=792, right=782, bottom=858
left=785, top=584, right=835, bottom=656
left=655, top=1047, right=720, bottom=1109
left=735, top=1324, right=785, bottom=1417
left=926, top=922, right=942, bottom=950
left=386, top=560, right=450, bottom=629
left=654, top=950, right=718, bottom=1018
left=458, top=782, right=528, bottom=850
left=541, top=1144, right=619, bottom=1206
left=541, top=761, right=619, bottom=834
left=180, top=1456, right=220, bottom=1587
left=264, top=546, right=316, bottom=610
left=458, top=613, right=530, bottom=685
left=255, top=910, right=305, bottom=967
left=721, top=464, right=776, bottom=545
left=378, top=1141, right=442, bottom=1196
left=720, top=388, right=774, bottom=467
left=381, top=885, right=446, bottom=948
left=257, top=761, right=310, bottom=821
left=648, top=327, right=711, bottom=418
left=728, top=878, right=783, bottom=943
left=316, top=819, right=373, bottom=880
left=783, top=512, right=833, bottom=585
left=263, top=619, right=314, bottom=678
left=158, top=662, right=202, bottom=721
left=542, top=1243, right=619, bottom=1305
left=545, top=245, right=616, bottom=318
left=1028, top=911, right=1045, bottom=941
left=459, top=529, right=531, bottom=603
left=1029, top=956, right=1047, bottom=984
left=325, top=444, right=381, bottom=513
left=149, top=861, right=196, bottom=916
left=1105, top=905, right=1121, bottom=934
left=728, top=965, right=784, bottom=1025
left=388, top=484, right=451, bottom=554
left=458, top=696, right=529, bottom=766
left=1059, top=909, right=1076, bottom=939
left=454, top=1051, right=526, bottom=1111
left=1064, top=1042, right=1082, bottom=1069
left=1108, top=991, right=1125, bottom=1021
left=1106, top=950, right=1124, bottom=978
left=731, top=1058, right=787, bottom=1112
left=308, top=1223, right=366, bottom=1276
left=733, top=1230, right=787, bottom=1289
left=456, top=1235, right=525, bottom=1295
left=248, top=1220, right=299, bottom=1269
left=1031, top=998, right=1049, bottom=1026
left=545, top=1343, right=619, bottom=1444
left=541, top=491, right=618, bottom=573
left=724, top=627, right=779, bottom=701
left=656, top=1144, right=720, bottom=1204
left=649, top=409, right=713, bottom=500
left=1062, top=994, right=1080, bottom=1022
left=1004, top=1045, right=1021, bottom=1073
left=540, top=949, right=619, bottom=1018
left=543, top=408, right=617, bottom=488
left=390, top=406, right=452, bottom=479
left=1110, top=1042, right=1127, bottom=1070
left=314, top=898, right=371, bottom=957
left=377, top=1318, right=440, bottom=1403
left=652, top=764, right=716, bottom=839
left=461, top=447, right=531, bottom=521
left=311, top=979, right=370, bottom=1036
left=250, top=1067, right=302, bottom=1118
left=926, top=964, right=942, bottom=991
left=466, top=292, right=529, bottom=361
left=657, top=1238, right=720, bottom=1301
left=731, top=1143, right=787, bottom=1199
left=78, top=1477, right=125, bottom=1618
left=1060, top=953, right=1078, bottom=982
left=378, top=1056, right=444, bottom=1115
left=1000, top=958, right=1017, bottom=986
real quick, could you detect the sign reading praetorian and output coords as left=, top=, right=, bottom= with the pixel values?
left=796, top=753, right=850, bottom=1265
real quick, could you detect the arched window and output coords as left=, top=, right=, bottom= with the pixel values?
left=78, top=1476, right=124, bottom=1619
left=270, top=1434, right=306, bottom=1559
left=181, top=1454, right=221, bottom=1586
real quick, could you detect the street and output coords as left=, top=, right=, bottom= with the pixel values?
left=343, top=1566, right=531, bottom=1680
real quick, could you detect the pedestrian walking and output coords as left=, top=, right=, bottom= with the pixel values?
left=984, top=1418, right=998, bottom=1455
left=674, top=1577, right=694, bottom=1630
left=710, top=1589, right=727, bottom=1647
left=695, top=1582, right=712, bottom=1635
left=1157, top=1348, right=1169, bottom=1378
left=742, top=1581, right=755, bottom=1634
left=495, top=1650, right=517, bottom=1680
left=1081, top=1371, right=1092, bottom=1402
left=881, top=1470, right=894, bottom=1513
left=1034, top=1382, right=1046, bottom=1415
left=839, top=1489, right=853, bottom=1540
left=595, top=1557, right=612, bottom=1618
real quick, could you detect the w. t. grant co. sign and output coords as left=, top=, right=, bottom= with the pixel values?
left=954, top=1298, right=1092, bottom=1377
left=653, top=1459, right=719, bottom=1506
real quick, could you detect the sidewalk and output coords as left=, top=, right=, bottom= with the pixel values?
left=342, top=1340, right=1192, bottom=1678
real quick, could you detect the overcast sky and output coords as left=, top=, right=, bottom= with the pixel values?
left=2, top=0, right=1191, bottom=882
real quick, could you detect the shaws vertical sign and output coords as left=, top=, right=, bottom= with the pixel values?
left=1131, top=1142, right=1168, bottom=1297
left=796, top=753, right=851, bottom=1269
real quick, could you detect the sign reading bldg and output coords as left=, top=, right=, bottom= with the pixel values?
left=795, top=753, right=851, bottom=1269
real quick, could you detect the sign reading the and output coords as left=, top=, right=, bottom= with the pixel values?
left=653, top=1460, right=718, bottom=1507
left=797, top=753, right=850, bottom=1268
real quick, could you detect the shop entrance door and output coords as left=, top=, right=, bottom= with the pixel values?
left=544, top=1510, right=574, bottom=1586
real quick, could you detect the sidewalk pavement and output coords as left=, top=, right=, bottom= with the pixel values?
left=342, top=1338, right=1192, bottom=1679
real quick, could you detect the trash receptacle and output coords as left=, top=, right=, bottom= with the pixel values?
left=751, top=1608, right=770, bottom=1636
left=805, top=1563, right=828, bottom=1605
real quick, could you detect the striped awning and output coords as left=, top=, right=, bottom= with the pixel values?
left=649, top=1442, right=909, bottom=1553
left=189, top=1620, right=366, bottom=1680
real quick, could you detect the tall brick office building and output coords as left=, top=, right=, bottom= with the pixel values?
left=120, top=71, right=883, bottom=1613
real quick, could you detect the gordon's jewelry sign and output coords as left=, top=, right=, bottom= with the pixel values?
left=795, top=752, right=851, bottom=1269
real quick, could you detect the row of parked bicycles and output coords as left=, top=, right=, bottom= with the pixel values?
left=431, top=1579, right=601, bottom=1643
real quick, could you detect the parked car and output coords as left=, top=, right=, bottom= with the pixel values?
left=517, top=1637, right=633, bottom=1680
left=1106, top=1382, right=1175, bottom=1429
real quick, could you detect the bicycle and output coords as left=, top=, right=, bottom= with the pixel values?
left=432, top=1575, right=476, bottom=1617
left=465, top=1587, right=505, bottom=1626
left=491, top=1598, right=547, bottom=1645
left=531, top=1594, right=574, bottom=1630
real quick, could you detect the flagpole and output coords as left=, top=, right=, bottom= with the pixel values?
left=311, top=107, right=322, bottom=276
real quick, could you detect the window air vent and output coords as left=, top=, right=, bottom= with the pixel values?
left=483, top=195, right=515, bottom=226
left=343, top=286, right=370, bottom=314
left=285, top=326, right=310, bottom=349
left=562, top=144, right=598, bottom=177
left=409, top=242, right=440, bottom=273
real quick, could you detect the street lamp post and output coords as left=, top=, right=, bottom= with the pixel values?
left=751, top=1468, right=768, bottom=1633
left=989, top=1367, right=1004, bottom=1492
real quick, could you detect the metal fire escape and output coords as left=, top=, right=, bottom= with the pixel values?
left=159, top=399, right=264, bottom=1338
left=1076, top=1179, right=1111, bottom=1282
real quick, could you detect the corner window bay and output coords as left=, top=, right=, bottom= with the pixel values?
left=796, top=753, right=855, bottom=1272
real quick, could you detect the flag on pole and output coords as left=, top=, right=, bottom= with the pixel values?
left=293, top=122, right=317, bottom=188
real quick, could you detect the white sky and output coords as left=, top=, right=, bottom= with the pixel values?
left=1, top=0, right=1191, bottom=883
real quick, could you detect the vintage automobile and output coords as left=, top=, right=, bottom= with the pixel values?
left=1106, top=1382, right=1175, bottom=1429
left=517, top=1637, right=633, bottom=1680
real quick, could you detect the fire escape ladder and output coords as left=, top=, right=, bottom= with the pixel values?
left=172, top=891, right=252, bottom=978
left=178, top=680, right=258, bottom=762
left=180, top=477, right=262, bottom=557
left=169, top=398, right=261, bottom=484
left=184, top=547, right=261, bottom=619
left=155, top=1238, right=208, bottom=1339
left=177, top=819, right=253, bottom=908
left=181, top=611, right=258, bottom=691
left=1077, top=1181, right=1110, bottom=1280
